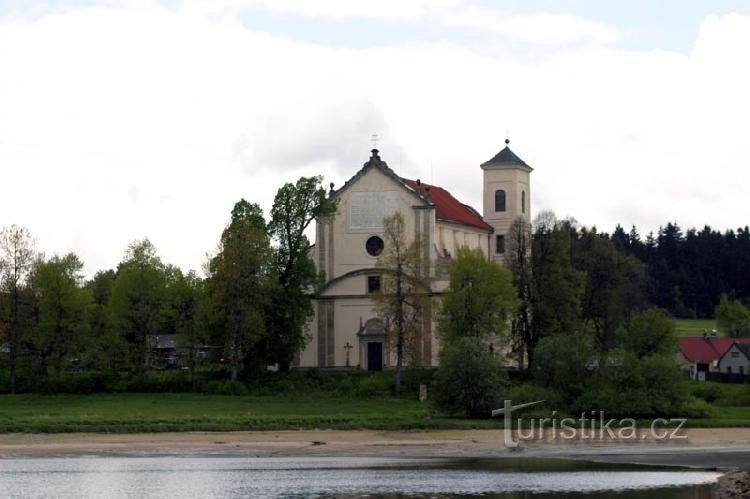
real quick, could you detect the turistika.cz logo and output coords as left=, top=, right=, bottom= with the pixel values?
left=491, top=400, right=688, bottom=447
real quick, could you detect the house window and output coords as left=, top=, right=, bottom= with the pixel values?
left=494, top=190, right=506, bottom=212
left=365, top=236, right=384, bottom=257
left=521, top=190, right=526, bottom=213
left=367, top=275, right=381, bottom=293
left=727, top=366, right=733, bottom=374
left=495, top=235, right=505, bottom=254
left=731, top=351, right=739, bottom=358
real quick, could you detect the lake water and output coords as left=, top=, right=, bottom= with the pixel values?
left=0, top=456, right=722, bottom=498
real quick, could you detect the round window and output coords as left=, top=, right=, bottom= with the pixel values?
left=365, top=236, right=384, bottom=257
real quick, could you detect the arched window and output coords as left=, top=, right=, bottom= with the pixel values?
left=521, top=190, right=526, bottom=213
left=494, top=190, right=506, bottom=212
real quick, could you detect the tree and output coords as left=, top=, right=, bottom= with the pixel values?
left=266, top=176, right=337, bottom=370
left=438, top=247, right=517, bottom=345
left=573, top=227, right=646, bottom=352
left=576, top=308, right=685, bottom=417
left=506, top=217, right=532, bottom=368
left=715, top=295, right=750, bottom=338
left=616, top=308, right=676, bottom=357
left=31, top=253, right=92, bottom=377
left=530, top=214, right=585, bottom=367
left=209, top=199, right=275, bottom=381
left=372, top=213, right=430, bottom=396
left=108, top=239, right=166, bottom=371
left=0, top=225, right=37, bottom=393
left=163, top=268, right=206, bottom=389
left=533, top=328, right=594, bottom=405
left=82, top=269, right=123, bottom=371
left=433, top=337, right=508, bottom=418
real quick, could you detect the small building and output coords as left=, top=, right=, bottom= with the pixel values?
left=678, top=336, right=750, bottom=381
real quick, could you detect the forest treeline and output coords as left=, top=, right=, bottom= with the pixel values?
left=0, top=176, right=337, bottom=393
left=0, top=173, right=748, bottom=395
left=610, top=222, right=750, bottom=318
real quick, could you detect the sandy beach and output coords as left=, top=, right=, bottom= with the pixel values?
left=2, top=428, right=749, bottom=470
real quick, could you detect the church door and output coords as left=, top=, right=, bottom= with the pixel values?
left=367, top=342, right=383, bottom=371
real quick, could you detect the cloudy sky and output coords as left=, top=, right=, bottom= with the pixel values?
left=1, top=0, right=749, bottom=276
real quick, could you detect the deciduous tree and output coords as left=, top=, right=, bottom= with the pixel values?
left=0, top=225, right=37, bottom=393
left=209, top=200, right=275, bottom=381
left=108, top=239, right=166, bottom=371
left=31, top=253, right=92, bottom=377
left=266, top=176, right=337, bottom=370
left=715, top=294, right=750, bottom=338
left=438, top=247, right=517, bottom=345
left=372, top=213, right=430, bottom=396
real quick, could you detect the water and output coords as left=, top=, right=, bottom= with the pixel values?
left=0, top=456, right=721, bottom=498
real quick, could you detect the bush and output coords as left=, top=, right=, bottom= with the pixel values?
left=679, top=396, right=715, bottom=418
left=200, top=380, right=249, bottom=396
left=354, top=374, right=391, bottom=397
left=574, top=351, right=688, bottom=418
left=506, top=383, right=562, bottom=416
left=534, top=330, right=594, bottom=405
left=689, top=382, right=722, bottom=403
left=432, top=337, right=507, bottom=418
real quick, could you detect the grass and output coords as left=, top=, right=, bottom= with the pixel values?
left=673, top=318, right=719, bottom=337
left=0, top=392, right=749, bottom=433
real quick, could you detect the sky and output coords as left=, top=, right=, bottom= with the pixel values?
left=1, top=0, right=749, bottom=277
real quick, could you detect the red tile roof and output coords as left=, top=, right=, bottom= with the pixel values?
left=404, top=179, right=492, bottom=231
left=678, top=336, right=750, bottom=363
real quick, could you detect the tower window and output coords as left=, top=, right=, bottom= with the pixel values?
left=522, top=190, right=526, bottom=213
left=495, top=235, right=505, bottom=254
left=367, top=275, right=381, bottom=293
left=494, top=190, right=506, bottom=212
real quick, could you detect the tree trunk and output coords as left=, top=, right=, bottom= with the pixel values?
left=395, top=337, right=403, bottom=396
left=9, top=287, right=18, bottom=394
left=9, top=342, right=16, bottom=395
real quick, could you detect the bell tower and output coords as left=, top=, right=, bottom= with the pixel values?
left=481, top=139, right=533, bottom=263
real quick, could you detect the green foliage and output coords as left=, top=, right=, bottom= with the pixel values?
left=208, top=199, right=275, bottom=381
left=31, top=253, right=93, bottom=376
left=163, top=268, right=207, bottom=387
left=108, top=239, right=167, bottom=371
left=265, top=176, right=337, bottom=370
left=715, top=294, right=750, bottom=338
left=533, top=329, right=594, bottom=405
left=576, top=351, right=687, bottom=417
left=506, top=383, right=562, bottom=413
left=438, top=247, right=517, bottom=343
left=433, top=337, right=508, bottom=418
left=689, top=381, right=750, bottom=407
left=353, top=374, right=392, bottom=397
left=679, top=396, right=715, bottom=418
left=0, top=224, right=38, bottom=393
left=530, top=214, right=585, bottom=366
left=616, top=308, right=676, bottom=357
left=573, top=227, right=646, bottom=351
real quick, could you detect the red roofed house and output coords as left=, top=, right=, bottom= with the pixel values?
left=678, top=335, right=750, bottom=380
left=296, top=143, right=531, bottom=369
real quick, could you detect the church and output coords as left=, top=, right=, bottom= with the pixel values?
left=295, top=141, right=533, bottom=370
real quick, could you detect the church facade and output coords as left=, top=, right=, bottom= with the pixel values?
left=296, top=142, right=532, bottom=370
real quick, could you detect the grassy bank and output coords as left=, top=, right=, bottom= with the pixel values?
left=0, top=392, right=748, bottom=433
left=674, top=318, right=718, bottom=336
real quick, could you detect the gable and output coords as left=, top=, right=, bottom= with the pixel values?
left=679, top=336, right=750, bottom=363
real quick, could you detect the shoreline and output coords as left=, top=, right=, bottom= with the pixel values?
left=2, top=428, right=749, bottom=471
